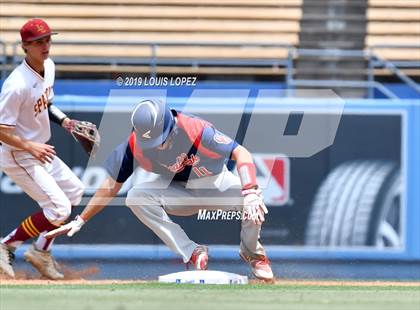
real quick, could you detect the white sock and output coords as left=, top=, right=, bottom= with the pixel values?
left=34, top=231, right=55, bottom=251
left=1, top=229, right=22, bottom=249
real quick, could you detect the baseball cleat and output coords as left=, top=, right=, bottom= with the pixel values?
left=0, top=243, right=15, bottom=278
left=240, top=251, right=273, bottom=281
left=24, top=244, right=64, bottom=280
left=188, top=245, right=209, bottom=270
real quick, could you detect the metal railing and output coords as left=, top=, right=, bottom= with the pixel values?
left=2, top=40, right=419, bottom=99
left=287, top=47, right=420, bottom=99
left=368, top=45, right=420, bottom=98
left=11, top=40, right=293, bottom=79
left=370, top=45, right=420, bottom=68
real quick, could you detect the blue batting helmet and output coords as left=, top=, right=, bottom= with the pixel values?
left=131, top=99, right=175, bottom=149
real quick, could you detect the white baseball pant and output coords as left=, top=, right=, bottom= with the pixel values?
left=126, top=166, right=265, bottom=263
left=0, top=148, right=84, bottom=225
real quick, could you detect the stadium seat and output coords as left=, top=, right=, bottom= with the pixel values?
left=0, top=0, right=418, bottom=77
left=0, top=0, right=301, bottom=76
left=367, top=0, right=420, bottom=62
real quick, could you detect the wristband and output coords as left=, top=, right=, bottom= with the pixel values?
left=237, top=162, right=258, bottom=190
left=76, top=214, right=87, bottom=224
left=48, top=104, right=68, bottom=125
left=241, top=188, right=262, bottom=196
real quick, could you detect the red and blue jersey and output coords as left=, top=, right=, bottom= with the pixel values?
left=104, top=111, right=239, bottom=183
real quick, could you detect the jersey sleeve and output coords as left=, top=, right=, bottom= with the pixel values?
left=0, top=83, right=25, bottom=127
left=103, top=141, right=135, bottom=183
left=200, top=126, right=239, bottom=158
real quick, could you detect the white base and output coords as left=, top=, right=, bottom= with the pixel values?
left=158, top=270, right=248, bottom=285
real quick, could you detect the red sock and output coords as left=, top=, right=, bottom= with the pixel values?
left=3, top=211, right=58, bottom=246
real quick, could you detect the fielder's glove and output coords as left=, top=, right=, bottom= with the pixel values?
left=44, top=215, right=86, bottom=239
left=69, top=121, right=100, bottom=156
left=242, top=188, right=268, bottom=225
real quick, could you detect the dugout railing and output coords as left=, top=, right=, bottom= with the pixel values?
left=287, top=47, right=420, bottom=99
left=10, top=40, right=294, bottom=78
left=368, top=44, right=420, bottom=98
left=4, top=40, right=420, bottom=99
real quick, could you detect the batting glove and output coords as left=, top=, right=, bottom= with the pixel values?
left=45, top=215, right=86, bottom=239
left=242, top=188, right=268, bottom=225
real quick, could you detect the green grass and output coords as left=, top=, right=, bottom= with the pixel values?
left=1, top=283, right=419, bottom=310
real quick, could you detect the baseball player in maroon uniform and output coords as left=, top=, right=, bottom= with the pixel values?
left=47, top=99, right=274, bottom=280
left=0, top=19, right=85, bottom=279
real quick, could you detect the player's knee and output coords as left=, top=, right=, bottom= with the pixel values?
left=56, top=205, right=72, bottom=223
left=126, top=196, right=145, bottom=210
left=53, top=197, right=72, bottom=223
left=43, top=197, right=72, bottom=225
left=126, top=199, right=160, bottom=223
left=126, top=190, right=157, bottom=209
left=69, top=180, right=85, bottom=206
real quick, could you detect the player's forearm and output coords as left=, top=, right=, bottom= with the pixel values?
left=48, top=103, right=68, bottom=126
left=79, top=177, right=122, bottom=221
left=79, top=192, right=115, bottom=221
left=232, top=145, right=258, bottom=190
left=0, top=127, right=32, bottom=151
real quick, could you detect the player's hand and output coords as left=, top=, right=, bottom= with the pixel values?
left=45, top=215, right=86, bottom=239
left=27, top=141, right=56, bottom=164
left=242, top=188, right=268, bottom=225
left=61, top=118, right=77, bottom=133
left=62, top=119, right=101, bottom=156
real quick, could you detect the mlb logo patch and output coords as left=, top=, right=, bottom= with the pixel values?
left=213, top=131, right=232, bottom=144
left=253, top=154, right=290, bottom=206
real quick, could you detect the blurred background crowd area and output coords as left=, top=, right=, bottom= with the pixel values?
left=0, top=0, right=419, bottom=98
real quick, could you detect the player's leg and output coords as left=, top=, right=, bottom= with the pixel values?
left=32, top=156, right=85, bottom=252
left=46, top=155, right=84, bottom=207
left=127, top=173, right=240, bottom=269
left=27, top=156, right=84, bottom=277
left=0, top=151, right=72, bottom=279
left=238, top=219, right=273, bottom=281
left=205, top=168, right=274, bottom=280
left=126, top=178, right=205, bottom=268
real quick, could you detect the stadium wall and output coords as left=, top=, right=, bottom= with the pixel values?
left=0, top=81, right=419, bottom=264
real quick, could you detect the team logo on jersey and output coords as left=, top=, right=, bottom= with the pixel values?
left=160, top=153, right=200, bottom=173
left=34, top=87, right=52, bottom=117
left=213, top=131, right=232, bottom=144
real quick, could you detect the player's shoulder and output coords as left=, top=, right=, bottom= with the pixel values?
left=176, top=111, right=213, bottom=129
left=202, top=126, right=233, bottom=145
left=1, top=66, right=28, bottom=94
left=44, top=58, right=55, bottom=69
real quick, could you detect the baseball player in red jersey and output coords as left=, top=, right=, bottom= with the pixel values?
left=47, top=99, right=274, bottom=281
left=0, top=19, right=86, bottom=279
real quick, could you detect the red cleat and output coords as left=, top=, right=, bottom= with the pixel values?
left=188, top=245, right=209, bottom=270
left=240, top=251, right=273, bottom=281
